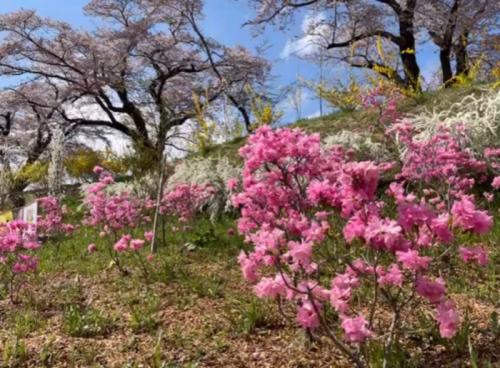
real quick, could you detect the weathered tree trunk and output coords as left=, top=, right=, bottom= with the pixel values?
left=440, top=47, right=454, bottom=86
left=399, top=4, right=421, bottom=92
left=400, top=51, right=421, bottom=91
left=455, top=31, right=470, bottom=77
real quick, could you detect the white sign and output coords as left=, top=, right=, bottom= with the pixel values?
left=21, top=201, right=38, bottom=225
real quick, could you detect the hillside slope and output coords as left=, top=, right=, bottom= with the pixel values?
left=204, top=85, right=492, bottom=163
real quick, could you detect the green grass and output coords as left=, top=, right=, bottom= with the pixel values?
left=63, top=304, right=114, bottom=338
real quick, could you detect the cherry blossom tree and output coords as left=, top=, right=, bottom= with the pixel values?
left=0, top=86, right=59, bottom=207
left=246, top=0, right=423, bottom=91
left=0, top=0, right=269, bottom=163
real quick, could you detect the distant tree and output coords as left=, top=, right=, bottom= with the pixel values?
left=246, top=0, right=423, bottom=91
left=0, top=86, right=60, bottom=206
left=418, top=0, right=499, bottom=86
left=246, top=0, right=499, bottom=90
left=0, top=0, right=269, bottom=163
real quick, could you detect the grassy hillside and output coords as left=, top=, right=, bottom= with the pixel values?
left=0, top=85, right=498, bottom=367
left=204, top=85, right=489, bottom=162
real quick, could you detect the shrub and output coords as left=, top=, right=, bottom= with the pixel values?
left=315, top=78, right=362, bottom=112
left=83, top=166, right=153, bottom=276
left=37, top=196, right=75, bottom=238
left=404, top=90, right=500, bottom=157
left=0, top=220, right=41, bottom=302
left=160, top=183, right=216, bottom=223
left=322, top=130, right=393, bottom=162
left=232, top=122, right=496, bottom=367
left=65, top=148, right=128, bottom=182
left=166, top=156, right=242, bottom=220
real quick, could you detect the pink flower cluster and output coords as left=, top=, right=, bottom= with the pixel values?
left=0, top=219, right=41, bottom=300
left=84, top=167, right=142, bottom=231
left=84, top=167, right=154, bottom=276
left=161, top=183, right=216, bottom=222
left=37, top=196, right=75, bottom=237
left=0, top=220, right=40, bottom=260
left=392, top=123, right=487, bottom=187
left=113, top=234, right=145, bottom=252
left=233, top=124, right=494, bottom=350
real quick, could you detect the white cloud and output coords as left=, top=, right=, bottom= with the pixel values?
left=306, top=110, right=321, bottom=119
left=280, top=12, right=331, bottom=59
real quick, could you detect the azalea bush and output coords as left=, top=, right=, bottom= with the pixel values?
left=83, top=166, right=154, bottom=277
left=160, top=183, right=216, bottom=223
left=37, top=196, right=75, bottom=239
left=231, top=122, right=496, bottom=367
left=0, top=220, right=40, bottom=302
left=155, top=182, right=218, bottom=250
left=166, top=156, right=242, bottom=220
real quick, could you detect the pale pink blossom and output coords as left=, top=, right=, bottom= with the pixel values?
left=130, top=239, right=145, bottom=251
left=341, top=315, right=373, bottom=343
left=396, top=250, right=431, bottom=271
left=296, top=300, right=321, bottom=329
left=452, top=196, right=493, bottom=234
left=459, top=246, right=489, bottom=266
left=435, top=300, right=459, bottom=338
left=87, top=243, right=97, bottom=253
left=144, top=231, right=154, bottom=242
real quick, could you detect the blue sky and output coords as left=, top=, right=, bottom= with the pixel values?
left=2, top=0, right=440, bottom=123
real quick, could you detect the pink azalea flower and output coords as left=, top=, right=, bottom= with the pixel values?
left=238, top=251, right=259, bottom=282
left=364, top=218, right=408, bottom=251
left=435, top=300, right=459, bottom=338
left=415, top=276, right=446, bottom=304
left=296, top=300, right=321, bottom=329
left=343, top=212, right=367, bottom=243
left=452, top=196, right=493, bottom=234
left=144, top=231, right=154, bottom=242
left=87, top=243, right=97, bottom=253
left=459, top=246, right=489, bottom=266
left=378, top=264, right=403, bottom=287
left=23, top=241, right=41, bottom=250
left=287, top=240, right=314, bottom=271
left=130, top=239, right=145, bottom=251
left=330, top=273, right=359, bottom=313
left=396, top=250, right=431, bottom=271
left=492, top=176, right=500, bottom=190
left=113, top=235, right=130, bottom=252
left=430, top=214, right=453, bottom=244
left=484, top=148, right=500, bottom=158
left=93, top=165, right=104, bottom=174
left=226, top=178, right=238, bottom=190
left=341, top=315, right=373, bottom=343
left=254, top=275, right=286, bottom=299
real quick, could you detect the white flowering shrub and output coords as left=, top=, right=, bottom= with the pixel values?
left=167, top=156, right=242, bottom=220
left=405, top=89, right=500, bottom=156
left=322, top=130, right=393, bottom=161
